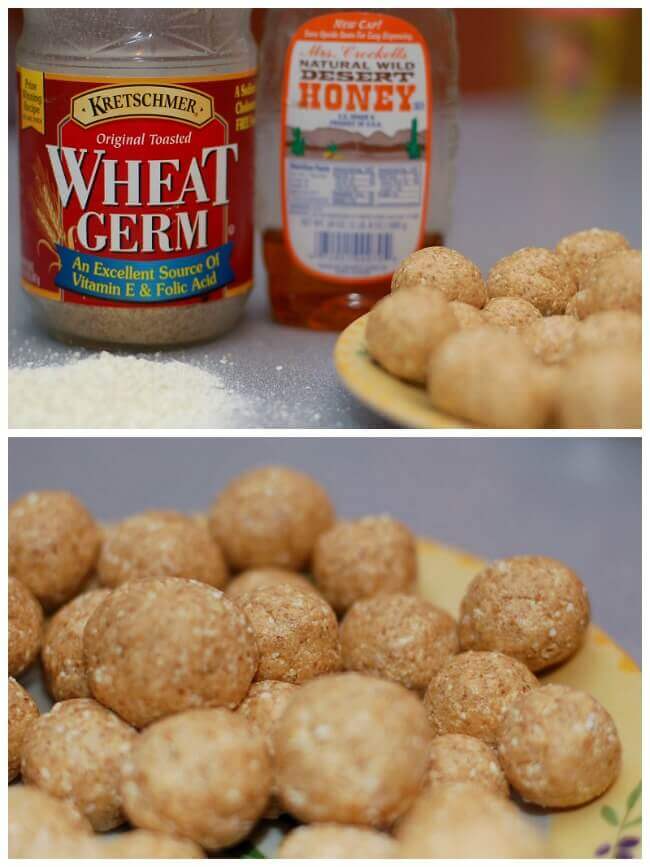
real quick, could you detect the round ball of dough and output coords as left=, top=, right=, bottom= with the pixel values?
left=487, top=247, right=577, bottom=315
left=273, top=672, right=430, bottom=827
left=366, top=287, right=459, bottom=384
left=521, top=315, right=579, bottom=364
left=240, top=585, right=341, bottom=684
left=8, top=575, right=44, bottom=676
left=8, top=677, right=39, bottom=782
left=121, top=708, right=272, bottom=850
left=237, top=680, right=299, bottom=817
left=556, top=228, right=630, bottom=284
left=459, top=556, right=590, bottom=671
left=424, top=651, right=538, bottom=745
left=482, top=297, right=542, bottom=331
left=498, top=683, right=621, bottom=807
left=391, top=246, right=488, bottom=308
left=449, top=300, right=485, bottom=329
left=101, top=830, right=205, bottom=858
left=9, top=785, right=92, bottom=858
left=312, top=516, right=417, bottom=614
left=574, top=310, right=641, bottom=354
left=84, top=577, right=257, bottom=727
left=226, top=568, right=319, bottom=603
left=340, top=593, right=458, bottom=692
left=557, top=348, right=641, bottom=428
left=9, top=491, right=100, bottom=610
left=577, top=249, right=641, bottom=315
left=426, top=734, right=508, bottom=797
left=427, top=327, right=554, bottom=428
left=21, top=698, right=136, bottom=831
left=209, top=466, right=334, bottom=571
left=278, top=824, right=397, bottom=858
left=42, top=589, right=111, bottom=701
left=97, top=510, right=228, bottom=589
left=396, top=783, right=546, bottom=857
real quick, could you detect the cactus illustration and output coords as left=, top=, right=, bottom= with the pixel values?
left=290, top=127, right=305, bottom=156
left=406, top=118, right=422, bottom=159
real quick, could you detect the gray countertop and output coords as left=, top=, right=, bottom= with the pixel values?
left=8, top=437, right=641, bottom=664
left=8, top=97, right=641, bottom=428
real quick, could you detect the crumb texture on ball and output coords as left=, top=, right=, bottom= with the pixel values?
left=42, top=589, right=111, bottom=701
left=424, top=651, right=538, bottom=745
left=226, top=568, right=319, bottom=602
left=556, top=228, right=630, bottom=284
left=482, top=297, right=542, bottom=331
left=396, top=783, right=546, bottom=857
left=8, top=677, right=39, bottom=782
left=9, top=785, right=93, bottom=858
left=426, top=734, right=509, bottom=797
left=557, top=349, right=641, bottom=429
left=366, top=287, right=459, bottom=384
left=498, top=684, right=621, bottom=807
left=391, top=246, right=488, bottom=309
left=102, top=829, right=205, bottom=858
left=84, top=577, right=258, bottom=727
left=577, top=249, right=641, bottom=315
left=121, top=708, right=272, bottom=851
left=449, top=300, right=485, bottom=329
left=459, top=556, right=590, bottom=671
left=8, top=575, right=44, bottom=676
left=521, top=316, right=579, bottom=365
left=9, top=490, right=100, bottom=609
left=209, top=466, right=334, bottom=571
left=340, top=593, right=458, bottom=692
left=97, top=510, right=228, bottom=589
left=487, top=247, right=577, bottom=315
left=312, top=515, right=417, bottom=613
left=574, top=310, right=641, bottom=354
left=278, top=823, right=397, bottom=858
left=241, top=584, right=341, bottom=684
left=273, top=672, right=430, bottom=827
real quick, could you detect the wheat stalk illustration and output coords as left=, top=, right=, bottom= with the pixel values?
left=33, top=157, right=74, bottom=272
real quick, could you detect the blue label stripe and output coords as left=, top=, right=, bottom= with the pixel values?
left=55, top=243, right=235, bottom=304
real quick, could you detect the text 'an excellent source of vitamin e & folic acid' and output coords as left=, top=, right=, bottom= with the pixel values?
left=17, top=10, right=256, bottom=347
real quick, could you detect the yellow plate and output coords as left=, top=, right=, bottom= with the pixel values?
left=334, top=313, right=472, bottom=428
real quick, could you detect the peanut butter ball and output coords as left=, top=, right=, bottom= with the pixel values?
left=482, top=297, right=542, bottom=332
left=427, top=327, right=554, bottom=428
left=9, top=491, right=101, bottom=610
left=9, top=785, right=92, bottom=857
left=574, top=310, right=641, bottom=354
left=8, top=677, right=39, bottom=782
left=522, top=315, right=579, bottom=364
left=366, top=287, right=459, bottom=384
left=557, top=348, right=641, bottom=428
left=427, top=734, right=508, bottom=797
left=97, top=510, right=228, bottom=589
left=122, top=708, right=272, bottom=851
left=226, top=568, right=320, bottom=603
left=424, top=651, right=538, bottom=745
left=237, top=680, right=299, bottom=817
left=340, top=593, right=458, bottom=692
left=312, top=516, right=417, bottom=614
left=240, top=585, right=341, bottom=684
left=84, top=577, right=257, bottom=727
left=487, top=247, right=577, bottom=315
left=498, top=684, right=621, bottom=807
left=21, top=698, right=137, bottom=831
left=209, top=466, right=335, bottom=571
left=42, top=589, right=111, bottom=701
left=274, top=672, right=430, bottom=827
left=396, top=783, right=546, bottom=857
left=556, top=228, right=630, bottom=284
left=577, top=249, right=641, bottom=314
left=278, top=824, right=397, bottom=858
left=102, top=830, right=205, bottom=858
left=449, top=300, right=485, bottom=329
left=459, top=556, right=590, bottom=672
left=391, top=246, right=488, bottom=308
left=8, top=574, right=44, bottom=676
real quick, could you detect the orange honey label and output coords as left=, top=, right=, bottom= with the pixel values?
left=280, top=12, right=432, bottom=283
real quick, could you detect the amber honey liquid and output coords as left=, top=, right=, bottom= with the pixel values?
left=264, top=229, right=445, bottom=331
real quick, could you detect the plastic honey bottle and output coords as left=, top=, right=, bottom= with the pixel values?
left=257, top=9, right=458, bottom=330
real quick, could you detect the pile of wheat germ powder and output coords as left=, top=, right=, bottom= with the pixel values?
left=9, top=351, right=249, bottom=428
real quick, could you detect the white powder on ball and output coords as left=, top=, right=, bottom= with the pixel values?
left=9, top=351, right=249, bottom=429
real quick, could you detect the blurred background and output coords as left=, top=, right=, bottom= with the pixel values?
left=8, top=437, right=641, bottom=662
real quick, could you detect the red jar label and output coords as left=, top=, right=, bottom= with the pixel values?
left=18, top=68, right=256, bottom=307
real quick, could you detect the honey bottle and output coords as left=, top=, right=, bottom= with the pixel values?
left=257, top=9, right=458, bottom=330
